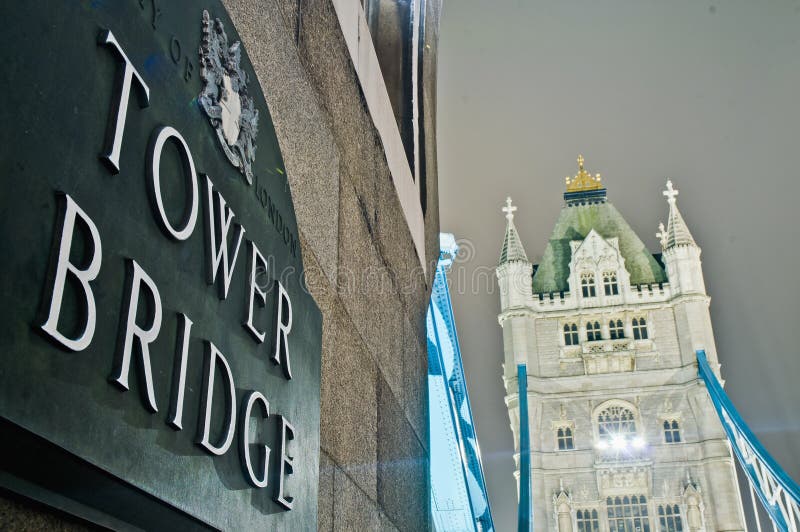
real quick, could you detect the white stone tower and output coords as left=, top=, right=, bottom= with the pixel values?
left=496, top=157, right=746, bottom=531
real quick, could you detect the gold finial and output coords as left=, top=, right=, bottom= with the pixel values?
left=565, top=154, right=603, bottom=193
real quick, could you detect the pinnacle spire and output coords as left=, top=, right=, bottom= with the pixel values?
left=659, top=179, right=697, bottom=250
left=499, top=197, right=528, bottom=264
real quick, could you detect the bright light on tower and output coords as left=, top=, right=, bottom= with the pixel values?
left=632, top=437, right=646, bottom=449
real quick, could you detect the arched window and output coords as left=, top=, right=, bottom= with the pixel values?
left=603, top=272, right=619, bottom=295
left=607, top=496, right=650, bottom=532
left=633, top=317, right=649, bottom=340
left=564, top=323, right=579, bottom=345
left=597, top=405, right=637, bottom=442
left=609, top=319, right=625, bottom=339
left=557, top=427, right=574, bottom=450
left=577, top=509, right=600, bottom=532
left=586, top=321, right=602, bottom=341
left=664, top=420, right=681, bottom=443
left=658, top=504, right=683, bottom=532
left=581, top=273, right=597, bottom=297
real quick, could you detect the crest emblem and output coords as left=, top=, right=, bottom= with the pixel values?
left=199, top=10, right=259, bottom=184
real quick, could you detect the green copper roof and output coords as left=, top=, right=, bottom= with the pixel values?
left=532, top=201, right=667, bottom=293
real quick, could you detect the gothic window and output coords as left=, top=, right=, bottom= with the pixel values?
left=607, top=495, right=651, bottom=532
left=609, top=319, right=625, bottom=339
left=581, top=273, right=597, bottom=297
left=658, top=504, right=683, bottom=532
left=633, top=317, right=649, bottom=340
left=577, top=509, right=600, bottom=532
left=603, top=272, right=619, bottom=295
left=597, top=405, right=637, bottom=442
left=557, top=427, right=574, bottom=450
left=663, top=420, right=681, bottom=443
left=564, top=323, right=580, bottom=345
left=586, top=321, right=602, bottom=341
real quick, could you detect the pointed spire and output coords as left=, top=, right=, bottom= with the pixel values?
left=499, top=197, right=528, bottom=264
left=659, top=179, right=697, bottom=250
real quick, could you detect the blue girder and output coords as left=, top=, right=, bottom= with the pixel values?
left=427, top=235, right=495, bottom=532
left=697, top=350, right=800, bottom=531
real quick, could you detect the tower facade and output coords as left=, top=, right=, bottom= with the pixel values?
left=496, top=158, right=745, bottom=531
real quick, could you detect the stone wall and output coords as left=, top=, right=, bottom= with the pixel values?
left=221, top=1, right=440, bottom=530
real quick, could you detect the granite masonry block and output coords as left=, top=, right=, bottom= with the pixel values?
left=318, top=450, right=335, bottom=532
left=274, top=0, right=301, bottom=45
left=379, top=509, right=400, bottom=532
left=299, top=232, right=335, bottom=316
left=296, top=0, right=383, bottom=219
left=320, top=300, right=378, bottom=499
left=0, top=496, right=91, bottom=531
left=377, top=377, right=429, bottom=532
left=403, top=314, right=428, bottom=448
left=374, top=157, right=431, bottom=323
left=222, top=0, right=341, bottom=286
left=337, top=180, right=404, bottom=402
left=333, top=467, right=380, bottom=532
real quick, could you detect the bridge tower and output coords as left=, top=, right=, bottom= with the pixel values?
left=495, top=157, right=746, bottom=531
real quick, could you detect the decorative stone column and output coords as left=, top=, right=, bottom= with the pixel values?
left=683, top=481, right=705, bottom=532
left=554, top=484, right=572, bottom=532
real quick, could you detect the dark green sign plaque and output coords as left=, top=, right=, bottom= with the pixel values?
left=0, top=1, right=321, bottom=530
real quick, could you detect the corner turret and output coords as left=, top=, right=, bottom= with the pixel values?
left=497, top=197, right=532, bottom=312
left=658, top=180, right=705, bottom=295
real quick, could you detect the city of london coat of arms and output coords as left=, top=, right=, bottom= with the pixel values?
left=198, top=10, right=259, bottom=184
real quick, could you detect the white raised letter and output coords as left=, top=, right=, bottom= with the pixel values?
left=41, top=194, right=103, bottom=352
left=98, top=30, right=150, bottom=174
left=197, top=341, right=237, bottom=455
left=244, top=241, right=267, bottom=342
left=272, top=281, right=293, bottom=380
left=167, top=313, right=193, bottom=430
left=110, top=259, right=163, bottom=413
left=205, top=176, right=245, bottom=299
left=274, top=415, right=295, bottom=510
left=147, top=126, right=199, bottom=241
left=239, top=391, right=271, bottom=488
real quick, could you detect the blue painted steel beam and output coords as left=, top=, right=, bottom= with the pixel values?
left=427, top=234, right=495, bottom=532
left=517, top=364, right=532, bottom=532
left=697, top=349, right=800, bottom=531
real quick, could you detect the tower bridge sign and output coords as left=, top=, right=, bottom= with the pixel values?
left=0, top=2, right=321, bottom=530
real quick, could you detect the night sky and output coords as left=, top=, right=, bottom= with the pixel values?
left=437, top=1, right=800, bottom=529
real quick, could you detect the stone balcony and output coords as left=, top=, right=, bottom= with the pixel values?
left=558, top=338, right=658, bottom=375
left=582, top=339, right=636, bottom=374
left=595, top=461, right=652, bottom=497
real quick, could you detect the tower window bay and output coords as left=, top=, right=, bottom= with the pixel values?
left=609, top=319, right=624, bottom=339
left=607, top=495, right=651, bottom=532
left=633, top=317, right=649, bottom=340
left=564, top=323, right=580, bottom=345
left=556, top=427, right=574, bottom=450
left=587, top=321, right=602, bottom=342
left=663, top=420, right=681, bottom=443
left=581, top=272, right=597, bottom=297
left=597, top=405, right=637, bottom=442
left=603, top=272, right=619, bottom=295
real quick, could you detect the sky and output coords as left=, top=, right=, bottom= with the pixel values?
left=436, top=1, right=800, bottom=530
